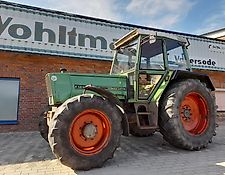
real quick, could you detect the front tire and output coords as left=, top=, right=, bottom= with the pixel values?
left=48, top=94, right=122, bottom=170
left=159, top=79, right=216, bottom=150
left=39, top=106, right=51, bottom=142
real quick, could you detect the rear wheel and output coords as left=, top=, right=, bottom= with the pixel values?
left=48, top=94, right=122, bottom=170
left=180, top=92, right=209, bottom=135
left=159, top=79, right=216, bottom=150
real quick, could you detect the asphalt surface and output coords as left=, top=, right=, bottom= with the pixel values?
left=0, top=120, right=225, bottom=175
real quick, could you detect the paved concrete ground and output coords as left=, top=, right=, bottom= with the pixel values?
left=0, top=120, right=225, bottom=175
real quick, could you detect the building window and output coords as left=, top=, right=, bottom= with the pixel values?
left=0, top=78, right=20, bottom=124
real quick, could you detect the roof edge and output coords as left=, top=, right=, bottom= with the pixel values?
left=1, top=0, right=225, bottom=43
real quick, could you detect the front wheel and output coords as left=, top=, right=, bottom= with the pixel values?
left=48, top=94, right=122, bottom=170
left=159, top=79, right=216, bottom=150
left=38, top=106, right=51, bottom=142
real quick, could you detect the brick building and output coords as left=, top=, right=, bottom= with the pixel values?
left=0, top=51, right=111, bottom=132
left=202, top=29, right=225, bottom=113
left=0, top=1, right=225, bottom=132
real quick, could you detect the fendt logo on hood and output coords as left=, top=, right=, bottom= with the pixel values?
left=0, top=16, right=117, bottom=50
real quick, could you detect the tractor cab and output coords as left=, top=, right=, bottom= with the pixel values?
left=110, top=29, right=191, bottom=102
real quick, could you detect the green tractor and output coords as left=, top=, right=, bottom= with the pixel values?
left=39, top=29, right=216, bottom=170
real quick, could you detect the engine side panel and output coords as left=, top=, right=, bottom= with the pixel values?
left=46, top=73, right=127, bottom=105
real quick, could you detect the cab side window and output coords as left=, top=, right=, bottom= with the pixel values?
left=166, top=39, right=187, bottom=70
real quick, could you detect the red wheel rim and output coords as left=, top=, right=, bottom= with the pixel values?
left=69, top=109, right=111, bottom=156
left=180, top=92, right=209, bottom=135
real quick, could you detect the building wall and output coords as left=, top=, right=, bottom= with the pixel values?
left=0, top=51, right=225, bottom=133
left=195, top=70, right=225, bottom=89
left=0, top=51, right=111, bottom=132
left=218, top=36, right=225, bottom=40
left=194, top=69, right=225, bottom=111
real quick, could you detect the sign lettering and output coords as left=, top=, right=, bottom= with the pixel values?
left=0, top=16, right=117, bottom=50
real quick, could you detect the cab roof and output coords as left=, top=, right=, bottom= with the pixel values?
left=114, top=29, right=189, bottom=49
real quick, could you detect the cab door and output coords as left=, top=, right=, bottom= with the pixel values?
left=137, top=38, right=168, bottom=100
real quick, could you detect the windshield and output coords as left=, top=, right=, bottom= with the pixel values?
left=111, top=38, right=138, bottom=74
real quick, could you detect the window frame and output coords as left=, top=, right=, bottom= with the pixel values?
left=139, top=38, right=166, bottom=71
left=110, top=38, right=139, bottom=74
left=0, top=78, right=20, bottom=125
left=165, top=39, right=188, bottom=70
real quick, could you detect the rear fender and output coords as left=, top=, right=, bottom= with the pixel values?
left=170, top=70, right=215, bottom=91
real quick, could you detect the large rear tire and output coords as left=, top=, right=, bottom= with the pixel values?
left=159, top=79, right=216, bottom=150
left=48, top=94, right=122, bottom=170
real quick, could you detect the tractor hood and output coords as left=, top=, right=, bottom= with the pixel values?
left=45, top=72, right=127, bottom=105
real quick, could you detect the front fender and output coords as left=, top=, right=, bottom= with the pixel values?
left=84, top=85, right=129, bottom=136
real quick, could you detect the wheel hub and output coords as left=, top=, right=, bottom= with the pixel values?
left=182, top=108, right=192, bottom=120
left=69, top=109, right=111, bottom=156
left=82, top=123, right=97, bottom=139
left=180, top=92, right=209, bottom=135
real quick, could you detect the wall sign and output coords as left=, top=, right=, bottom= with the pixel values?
left=0, top=1, right=225, bottom=71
